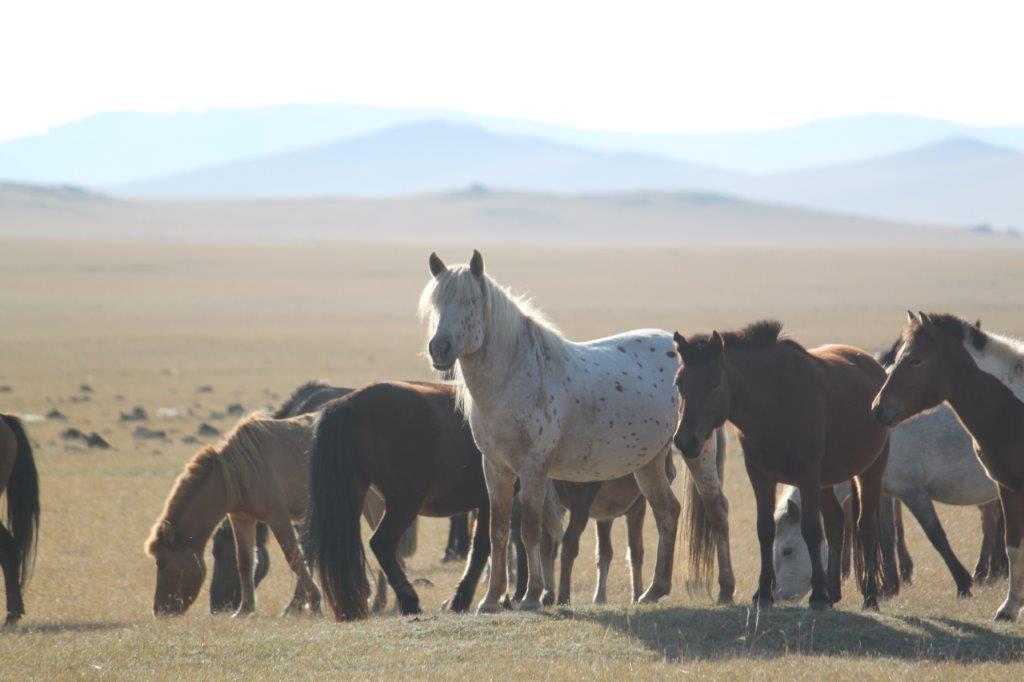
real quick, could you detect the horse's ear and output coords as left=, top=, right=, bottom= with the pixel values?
left=974, top=319, right=982, bottom=329
left=917, top=311, right=932, bottom=328
left=160, top=520, right=176, bottom=546
left=786, top=498, right=800, bottom=522
left=469, top=249, right=484, bottom=278
left=429, top=252, right=447, bottom=278
left=673, top=332, right=688, bottom=352
left=710, top=331, right=724, bottom=359
left=906, top=310, right=919, bottom=324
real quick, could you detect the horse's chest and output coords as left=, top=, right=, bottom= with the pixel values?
left=974, top=442, right=1022, bottom=492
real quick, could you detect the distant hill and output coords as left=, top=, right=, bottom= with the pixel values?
left=114, top=121, right=742, bottom=199
left=4, top=105, right=1024, bottom=186
left=2, top=180, right=1020, bottom=250
left=739, top=138, right=1024, bottom=228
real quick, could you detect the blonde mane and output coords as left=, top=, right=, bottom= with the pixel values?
left=145, top=412, right=279, bottom=553
left=418, top=264, right=571, bottom=415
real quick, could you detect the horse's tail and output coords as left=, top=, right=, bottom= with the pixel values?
left=2, top=415, right=40, bottom=587
left=682, top=427, right=726, bottom=595
left=850, top=478, right=885, bottom=599
left=397, top=517, right=418, bottom=560
left=304, top=402, right=369, bottom=621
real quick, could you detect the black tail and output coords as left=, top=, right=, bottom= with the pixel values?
left=2, top=415, right=40, bottom=587
left=850, top=479, right=885, bottom=598
left=682, top=427, right=726, bottom=595
left=304, top=402, right=369, bottom=621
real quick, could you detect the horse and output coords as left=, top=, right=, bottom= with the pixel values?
left=674, top=320, right=890, bottom=610
left=873, top=311, right=1024, bottom=621
left=420, top=250, right=731, bottom=613
left=552, top=450, right=675, bottom=605
left=305, top=380, right=579, bottom=621
left=207, top=380, right=418, bottom=614
left=773, top=394, right=1005, bottom=601
left=0, top=415, right=40, bottom=626
left=147, top=412, right=343, bottom=617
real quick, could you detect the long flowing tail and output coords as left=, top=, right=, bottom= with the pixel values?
left=2, top=415, right=40, bottom=587
left=682, top=427, right=726, bottom=595
left=304, top=402, right=369, bottom=621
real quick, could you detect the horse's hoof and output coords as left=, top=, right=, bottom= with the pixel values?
left=957, top=586, right=973, bottom=599
left=862, top=598, right=880, bottom=612
left=995, top=610, right=1016, bottom=622
left=541, top=591, right=555, bottom=607
left=518, top=598, right=542, bottom=612
left=638, top=588, right=667, bottom=605
left=592, top=594, right=606, bottom=606
left=476, top=600, right=502, bottom=615
left=809, top=599, right=831, bottom=611
left=3, top=613, right=21, bottom=627
left=717, top=592, right=734, bottom=606
left=231, top=608, right=255, bottom=619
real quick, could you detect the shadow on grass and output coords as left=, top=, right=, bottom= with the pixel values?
left=5, top=621, right=132, bottom=635
left=563, top=604, right=1024, bottom=663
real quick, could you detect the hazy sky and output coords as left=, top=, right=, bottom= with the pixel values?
left=3, top=0, right=1023, bottom=142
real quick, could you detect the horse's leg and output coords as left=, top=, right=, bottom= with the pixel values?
left=841, top=494, right=853, bottom=580
left=893, top=500, right=914, bottom=584
left=556, top=483, right=599, bottom=605
left=360, top=494, right=390, bottom=615
left=796, top=482, right=829, bottom=610
left=478, top=458, right=516, bottom=615
left=745, top=461, right=777, bottom=608
left=266, top=515, right=321, bottom=617
left=820, top=487, right=844, bottom=605
left=682, top=439, right=735, bottom=604
left=625, top=497, right=647, bottom=603
left=0, top=522, right=23, bottom=626
left=449, top=505, right=491, bottom=612
left=592, top=519, right=614, bottom=605
left=229, top=516, right=258, bottom=617
left=368, top=501, right=423, bottom=616
left=509, top=499, right=527, bottom=604
left=540, top=525, right=558, bottom=607
left=976, top=502, right=997, bottom=583
left=994, top=505, right=1009, bottom=579
left=899, top=492, right=973, bottom=597
left=633, top=446, right=681, bottom=604
left=515, top=460, right=551, bottom=611
left=854, top=452, right=886, bottom=611
left=877, top=495, right=901, bottom=597
left=995, top=488, right=1024, bottom=621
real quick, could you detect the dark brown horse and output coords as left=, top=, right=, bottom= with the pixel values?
left=674, top=321, right=890, bottom=610
left=305, top=381, right=493, bottom=620
left=873, top=312, right=1024, bottom=621
left=0, top=414, right=40, bottom=626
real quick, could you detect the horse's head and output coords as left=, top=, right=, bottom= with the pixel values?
left=772, top=495, right=816, bottom=601
left=420, top=250, right=487, bottom=371
left=672, top=331, right=730, bottom=458
left=872, top=311, right=978, bottom=426
left=146, top=519, right=206, bottom=616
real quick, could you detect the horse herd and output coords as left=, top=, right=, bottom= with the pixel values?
left=2, top=250, right=1023, bottom=628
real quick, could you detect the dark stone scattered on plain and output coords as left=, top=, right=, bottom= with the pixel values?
left=46, top=408, right=67, bottom=420
left=196, top=385, right=214, bottom=393
left=120, top=406, right=149, bottom=422
left=132, top=426, right=166, bottom=440
left=197, top=423, right=220, bottom=437
left=226, top=403, right=245, bottom=417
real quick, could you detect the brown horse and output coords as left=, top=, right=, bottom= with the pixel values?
left=0, top=415, right=40, bottom=626
left=148, top=412, right=369, bottom=617
left=673, top=320, right=890, bottom=610
left=305, top=381, right=493, bottom=620
left=873, top=312, right=1024, bottom=621
left=552, top=452, right=674, bottom=605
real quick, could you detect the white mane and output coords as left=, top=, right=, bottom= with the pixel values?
left=418, top=264, right=571, bottom=415
left=966, top=326, right=1024, bottom=400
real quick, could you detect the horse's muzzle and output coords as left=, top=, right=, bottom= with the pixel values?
left=871, top=402, right=899, bottom=427
left=674, top=434, right=702, bottom=459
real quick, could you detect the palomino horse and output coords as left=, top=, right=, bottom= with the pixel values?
left=674, top=321, right=890, bottom=609
left=148, top=412, right=351, bottom=616
left=0, top=415, right=40, bottom=626
left=420, top=251, right=722, bottom=613
left=207, top=381, right=418, bottom=614
left=873, top=312, right=1024, bottom=621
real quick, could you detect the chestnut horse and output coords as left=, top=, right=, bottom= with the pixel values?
left=873, top=312, right=1024, bottom=621
left=674, top=321, right=890, bottom=610
left=0, top=415, right=40, bottom=626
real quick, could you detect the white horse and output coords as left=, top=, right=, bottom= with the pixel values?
left=419, top=251, right=721, bottom=613
left=773, top=403, right=1001, bottom=601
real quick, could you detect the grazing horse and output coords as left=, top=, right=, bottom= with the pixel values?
left=207, top=380, right=419, bottom=614
left=148, top=413, right=331, bottom=616
left=420, top=250, right=716, bottom=613
left=873, top=312, right=1024, bottom=621
left=0, top=415, right=40, bottom=626
left=674, top=321, right=890, bottom=610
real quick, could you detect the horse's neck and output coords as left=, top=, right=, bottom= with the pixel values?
left=176, top=468, right=230, bottom=549
left=947, top=359, right=1024, bottom=455
left=459, top=334, right=536, bottom=415
left=724, top=350, right=785, bottom=439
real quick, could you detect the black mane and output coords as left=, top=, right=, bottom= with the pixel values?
left=683, top=320, right=805, bottom=365
left=272, top=380, right=332, bottom=418
left=905, top=313, right=987, bottom=352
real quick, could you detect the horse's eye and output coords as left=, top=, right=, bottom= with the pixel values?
left=909, top=357, right=924, bottom=367
left=782, top=547, right=793, bottom=557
